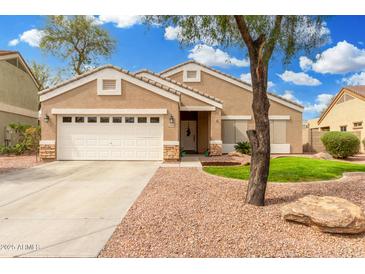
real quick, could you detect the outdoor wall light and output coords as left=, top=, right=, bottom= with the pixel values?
left=44, top=114, right=50, bottom=123
left=169, top=114, right=175, bottom=124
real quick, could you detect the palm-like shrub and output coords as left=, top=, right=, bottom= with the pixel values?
left=234, top=141, right=251, bottom=155
left=321, top=131, right=360, bottom=159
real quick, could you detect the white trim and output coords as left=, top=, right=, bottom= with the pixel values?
left=209, top=140, right=222, bottom=145
left=51, top=108, right=168, bottom=115
left=180, top=106, right=216, bottom=111
left=40, top=67, right=180, bottom=103
left=137, top=72, right=223, bottom=108
left=183, top=65, right=201, bottom=82
left=269, top=115, right=290, bottom=120
left=222, top=115, right=252, bottom=120
left=163, top=141, right=179, bottom=146
left=40, top=140, right=55, bottom=145
left=97, top=78, right=121, bottom=95
left=0, top=102, right=38, bottom=118
left=271, top=144, right=291, bottom=153
left=162, top=64, right=304, bottom=112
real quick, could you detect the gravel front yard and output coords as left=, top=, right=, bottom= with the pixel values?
left=0, top=155, right=41, bottom=174
left=99, top=167, right=365, bottom=258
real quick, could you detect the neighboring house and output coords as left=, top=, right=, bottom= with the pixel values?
left=38, top=61, right=303, bottom=161
left=0, top=50, right=39, bottom=145
left=304, top=86, right=365, bottom=152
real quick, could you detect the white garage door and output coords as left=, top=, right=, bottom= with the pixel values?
left=57, top=115, right=163, bottom=160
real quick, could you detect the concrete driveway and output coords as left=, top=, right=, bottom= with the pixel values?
left=0, top=161, right=160, bottom=257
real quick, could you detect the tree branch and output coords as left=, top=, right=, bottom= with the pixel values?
left=234, top=15, right=255, bottom=53
left=263, top=15, right=283, bottom=63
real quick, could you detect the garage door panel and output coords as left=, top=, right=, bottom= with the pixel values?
left=57, top=115, right=163, bottom=160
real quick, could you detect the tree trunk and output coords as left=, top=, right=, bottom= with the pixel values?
left=245, top=60, right=271, bottom=206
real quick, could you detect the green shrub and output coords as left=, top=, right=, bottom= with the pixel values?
left=321, top=131, right=360, bottom=159
left=234, top=141, right=251, bottom=155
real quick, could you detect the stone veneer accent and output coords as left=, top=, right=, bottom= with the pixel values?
left=209, top=143, right=222, bottom=156
left=163, top=145, right=180, bottom=161
left=39, top=144, right=56, bottom=160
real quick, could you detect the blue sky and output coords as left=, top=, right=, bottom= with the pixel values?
left=1, top=15, right=365, bottom=120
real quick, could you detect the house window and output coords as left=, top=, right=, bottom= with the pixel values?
left=87, top=117, right=97, bottom=123
left=125, top=117, right=134, bottom=123
left=269, top=120, right=287, bottom=144
left=112, top=117, right=122, bottom=123
left=62, top=117, right=72, bottom=123
left=75, top=117, right=84, bottom=123
left=183, top=68, right=201, bottom=82
left=150, top=117, right=160, bottom=123
left=353, top=121, right=363, bottom=128
left=100, top=117, right=110, bottom=123
left=138, top=117, right=147, bottom=123
left=97, top=78, right=121, bottom=95
left=340, top=125, right=347, bottom=132
left=222, top=120, right=248, bottom=144
left=321, top=127, right=330, bottom=131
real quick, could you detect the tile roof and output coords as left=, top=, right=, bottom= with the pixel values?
left=39, top=65, right=181, bottom=97
left=160, top=60, right=304, bottom=108
left=0, top=50, right=17, bottom=56
left=344, top=85, right=365, bottom=98
left=135, top=69, right=223, bottom=104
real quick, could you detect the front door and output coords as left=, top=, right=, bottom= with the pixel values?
left=181, top=120, right=197, bottom=152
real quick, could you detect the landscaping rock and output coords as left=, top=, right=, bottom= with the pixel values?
left=228, top=151, right=245, bottom=157
left=281, top=195, right=365, bottom=234
left=313, top=152, right=333, bottom=160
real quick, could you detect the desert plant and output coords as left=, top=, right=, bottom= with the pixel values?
left=234, top=141, right=251, bottom=155
left=321, top=131, right=360, bottom=159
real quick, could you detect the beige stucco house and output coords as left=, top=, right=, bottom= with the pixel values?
left=0, top=50, right=39, bottom=145
left=305, top=86, right=365, bottom=152
left=38, top=61, right=303, bottom=161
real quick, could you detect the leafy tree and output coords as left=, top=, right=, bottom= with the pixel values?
left=30, top=61, right=53, bottom=90
left=145, top=16, right=328, bottom=205
left=40, top=16, right=116, bottom=75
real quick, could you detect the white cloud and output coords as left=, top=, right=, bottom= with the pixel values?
left=277, top=70, right=321, bottom=86
left=268, top=81, right=275, bottom=89
left=300, top=41, right=365, bottom=74
left=342, top=71, right=365, bottom=85
left=304, top=93, right=333, bottom=114
left=240, top=72, right=274, bottom=89
left=299, top=56, right=313, bottom=71
left=98, top=15, right=142, bottom=28
left=8, top=38, right=19, bottom=46
left=280, top=90, right=302, bottom=104
left=240, top=72, right=251, bottom=84
left=164, top=26, right=182, bottom=41
left=9, top=28, right=44, bottom=47
left=188, top=44, right=249, bottom=68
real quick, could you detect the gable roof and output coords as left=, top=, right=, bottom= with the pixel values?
left=39, top=65, right=181, bottom=102
left=160, top=60, right=304, bottom=112
left=135, top=69, right=223, bottom=108
left=0, top=50, right=40, bottom=89
left=318, top=86, right=365, bottom=124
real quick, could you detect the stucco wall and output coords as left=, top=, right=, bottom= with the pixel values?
left=319, top=94, right=365, bottom=151
left=40, top=79, right=180, bottom=142
left=0, top=61, right=38, bottom=111
left=169, top=70, right=302, bottom=153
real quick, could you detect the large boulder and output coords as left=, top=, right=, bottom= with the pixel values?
left=312, top=152, right=333, bottom=160
left=281, top=195, right=365, bottom=234
left=228, top=151, right=245, bottom=157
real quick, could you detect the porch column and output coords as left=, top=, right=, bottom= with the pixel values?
left=209, top=109, right=222, bottom=156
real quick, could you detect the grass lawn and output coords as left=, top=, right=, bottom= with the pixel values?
left=203, top=156, right=365, bottom=182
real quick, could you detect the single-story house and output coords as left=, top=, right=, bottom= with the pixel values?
left=305, top=85, right=365, bottom=152
left=0, top=50, right=39, bottom=145
left=39, top=61, right=303, bottom=161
